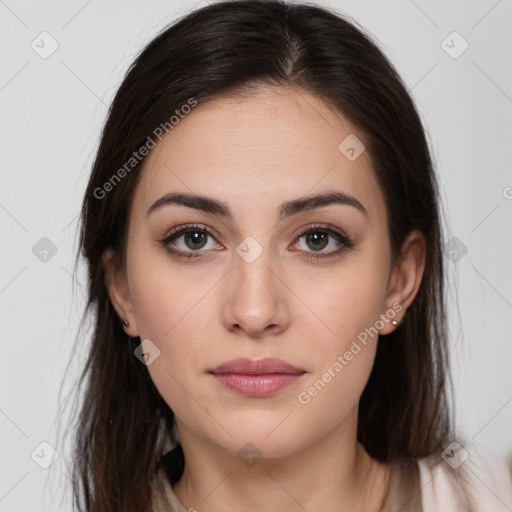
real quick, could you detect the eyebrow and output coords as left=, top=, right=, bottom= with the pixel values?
left=146, top=191, right=368, bottom=219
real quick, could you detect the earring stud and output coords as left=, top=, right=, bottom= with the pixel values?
left=122, top=319, right=129, bottom=327
left=391, top=320, right=398, bottom=326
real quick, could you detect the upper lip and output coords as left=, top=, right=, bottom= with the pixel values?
left=210, top=357, right=305, bottom=375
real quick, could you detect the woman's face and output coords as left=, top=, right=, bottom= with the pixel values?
left=105, top=86, right=422, bottom=459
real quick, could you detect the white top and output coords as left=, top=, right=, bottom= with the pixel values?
left=418, top=454, right=512, bottom=511
left=151, top=454, right=512, bottom=511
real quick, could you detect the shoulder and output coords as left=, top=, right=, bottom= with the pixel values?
left=418, top=448, right=512, bottom=511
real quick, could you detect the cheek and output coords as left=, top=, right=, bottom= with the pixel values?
left=295, top=340, right=377, bottom=442
left=126, top=249, right=219, bottom=415
left=128, top=237, right=218, bottom=341
left=132, top=288, right=212, bottom=429
left=129, top=274, right=211, bottom=361
left=301, top=254, right=390, bottom=345
left=292, top=251, right=389, bottom=414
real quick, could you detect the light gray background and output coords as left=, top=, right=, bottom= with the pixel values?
left=1, top=0, right=511, bottom=510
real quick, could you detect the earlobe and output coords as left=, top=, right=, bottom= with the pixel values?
left=101, top=248, right=139, bottom=337
left=379, top=230, right=426, bottom=335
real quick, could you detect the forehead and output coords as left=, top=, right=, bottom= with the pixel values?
left=133, top=86, right=386, bottom=221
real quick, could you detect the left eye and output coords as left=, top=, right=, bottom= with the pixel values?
left=292, top=227, right=352, bottom=255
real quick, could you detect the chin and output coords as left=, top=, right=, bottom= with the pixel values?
left=208, top=418, right=312, bottom=461
left=221, top=436, right=304, bottom=462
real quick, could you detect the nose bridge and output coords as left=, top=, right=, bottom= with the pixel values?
left=233, top=239, right=278, bottom=307
left=222, top=236, right=290, bottom=336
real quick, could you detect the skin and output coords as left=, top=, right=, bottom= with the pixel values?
left=102, top=86, right=426, bottom=511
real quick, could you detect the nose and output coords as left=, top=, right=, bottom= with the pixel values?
left=221, top=249, right=291, bottom=339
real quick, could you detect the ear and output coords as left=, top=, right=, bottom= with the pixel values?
left=101, top=247, right=139, bottom=337
left=378, top=230, right=426, bottom=335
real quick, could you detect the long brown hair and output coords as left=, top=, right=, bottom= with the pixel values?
left=62, top=1, right=475, bottom=510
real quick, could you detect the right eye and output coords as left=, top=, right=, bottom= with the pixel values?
left=158, top=223, right=223, bottom=259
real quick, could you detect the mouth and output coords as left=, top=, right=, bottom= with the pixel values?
left=209, top=357, right=306, bottom=397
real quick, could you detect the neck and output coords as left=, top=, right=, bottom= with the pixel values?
left=172, top=409, right=391, bottom=512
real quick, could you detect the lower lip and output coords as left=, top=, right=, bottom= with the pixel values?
left=211, top=372, right=304, bottom=397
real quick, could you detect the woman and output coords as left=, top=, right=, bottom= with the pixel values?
left=68, top=1, right=512, bottom=510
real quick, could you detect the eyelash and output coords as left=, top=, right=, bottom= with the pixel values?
left=158, top=223, right=355, bottom=261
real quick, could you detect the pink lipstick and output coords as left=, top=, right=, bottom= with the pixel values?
left=209, top=357, right=305, bottom=397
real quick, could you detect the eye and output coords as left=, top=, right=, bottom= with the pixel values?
left=291, top=224, right=355, bottom=259
left=158, top=224, right=222, bottom=259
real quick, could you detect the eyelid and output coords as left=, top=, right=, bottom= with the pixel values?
left=164, top=222, right=222, bottom=240
left=293, top=223, right=352, bottom=243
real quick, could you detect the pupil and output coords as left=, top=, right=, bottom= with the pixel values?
left=307, top=232, right=327, bottom=251
left=186, top=231, right=206, bottom=249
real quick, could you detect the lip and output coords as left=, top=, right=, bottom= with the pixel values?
left=211, top=357, right=305, bottom=375
left=209, top=357, right=306, bottom=397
